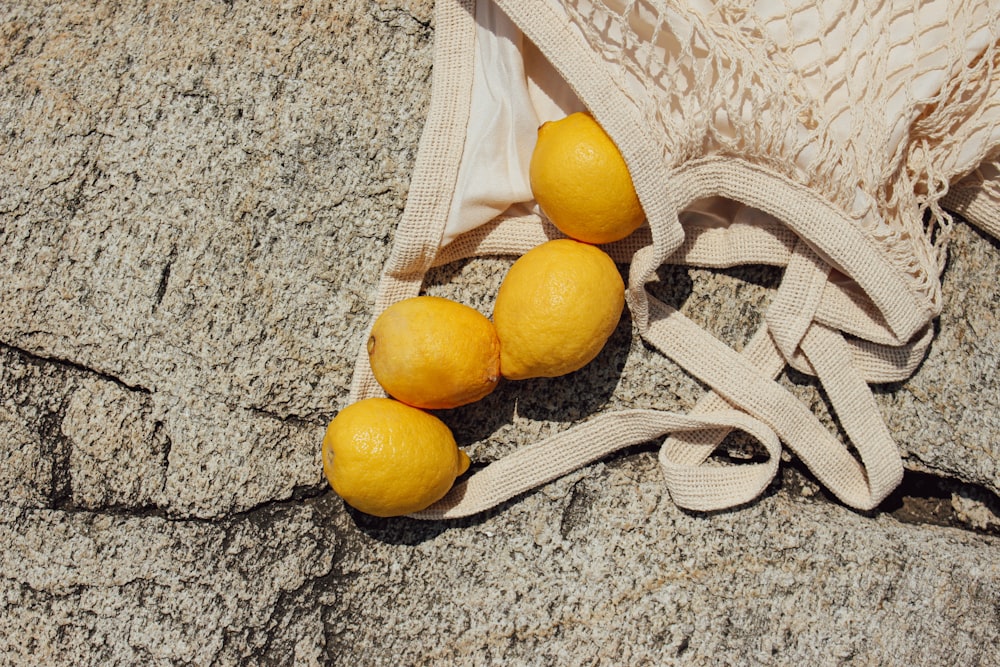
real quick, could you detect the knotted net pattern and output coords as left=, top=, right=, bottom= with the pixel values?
left=563, top=0, right=1000, bottom=315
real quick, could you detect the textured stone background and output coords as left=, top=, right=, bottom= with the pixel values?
left=1, top=1, right=998, bottom=665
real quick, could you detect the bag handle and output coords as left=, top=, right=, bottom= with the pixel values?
left=644, top=296, right=903, bottom=510
left=412, top=407, right=781, bottom=519
left=657, top=325, right=785, bottom=511
left=658, top=240, right=824, bottom=508
left=797, top=323, right=905, bottom=506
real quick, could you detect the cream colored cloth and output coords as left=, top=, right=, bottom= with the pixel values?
left=349, top=0, right=1000, bottom=519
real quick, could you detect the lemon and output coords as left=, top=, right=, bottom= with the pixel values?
left=367, top=295, right=501, bottom=410
left=492, top=239, right=625, bottom=380
left=529, top=112, right=645, bottom=244
left=322, top=397, right=472, bottom=517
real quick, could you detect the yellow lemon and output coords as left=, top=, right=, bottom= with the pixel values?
left=493, top=239, right=625, bottom=380
left=368, top=296, right=501, bottom=410
left=529, top=112, right=645, bottom=244
left=322, top=397, right=472, bottom=517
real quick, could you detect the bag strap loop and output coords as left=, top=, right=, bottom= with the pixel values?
left=412, top=407, right=782, bottom=519
left=796, top=324, right=905, bottom=507
left=657, top=239, right=825, bottom=507
left=643, top=292, right=902, bottom=510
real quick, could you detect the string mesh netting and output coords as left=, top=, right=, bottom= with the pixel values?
left=561, top=0, right=1000, bottom=316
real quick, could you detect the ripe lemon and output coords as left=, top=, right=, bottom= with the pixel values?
left=322, top=397, right=472, bottom=517
left=529, top=112, right=645, bottom=244
left=493, top=239, right=625, bottom=380
left=367, top=296, right=501, bottom=410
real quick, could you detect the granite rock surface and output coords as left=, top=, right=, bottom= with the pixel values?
left=1, top=1, right=998, bottom=665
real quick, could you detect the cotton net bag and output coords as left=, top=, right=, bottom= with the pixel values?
left=348, top=0, right=1000, bottom=519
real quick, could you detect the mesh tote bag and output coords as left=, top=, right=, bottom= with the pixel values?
left=347, top=0, right=1000, bottom=519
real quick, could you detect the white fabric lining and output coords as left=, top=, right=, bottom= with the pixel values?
left=443, top=0, right=585, bottom=246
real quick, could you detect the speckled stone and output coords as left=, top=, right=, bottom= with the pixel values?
left=882, top=224, right=1000, bottom=494
left=331, top=458, right=1000, bottom=666
left=0, top=0, right=434, bottom=517
left=0, top=498, right=340, bottom=665
left=1, top=1, right=998, bottom=664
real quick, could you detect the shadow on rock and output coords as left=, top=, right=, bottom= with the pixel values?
left=339, top=497, right=509, bottom=546
left=512, top=309, right=633, bottom=424
left=431, top=378, right=519, bottom=448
